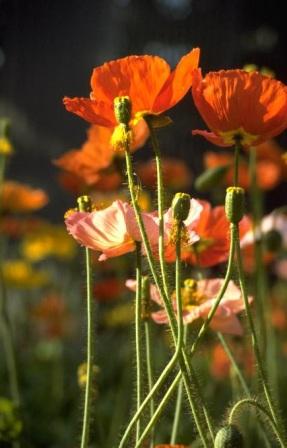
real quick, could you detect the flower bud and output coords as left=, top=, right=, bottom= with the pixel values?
left=77, top=195, right=92, bottom=213
left=225, top=187, right=245, bottom=223
left=214, top=424, right=244, bottom=448
left=263, top=229, right=282, bottom=252
left=194, top=165, right=229, bottom=192
left=172, top=193, right=191, bottom=222
left=114, top=96, right=131, bottom=125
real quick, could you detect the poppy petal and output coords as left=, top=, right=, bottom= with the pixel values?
left=63, top=97, right=115, bottom=127
left=153, top=48, right=200, bottom=113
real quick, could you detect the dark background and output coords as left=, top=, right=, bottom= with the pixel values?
left=0, top=0, right=286, bottom=219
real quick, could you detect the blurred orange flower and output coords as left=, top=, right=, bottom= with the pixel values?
left=94, top=277, right=124, bottom=302
left=31, top=293, right=71, bottom=339
left=204, top=139, right=287, bottom=190
left=192, top=69, right=287, bottom=147
left=0, top=181, right=48, bottom=213
left=64, top=49, right=200, bottom=132
left=136, top=158, right=192, bottom=190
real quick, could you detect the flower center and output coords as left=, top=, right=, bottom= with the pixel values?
left=182, top=278, right=206, bottom=307
left=218, top=127, right=258, bottom=146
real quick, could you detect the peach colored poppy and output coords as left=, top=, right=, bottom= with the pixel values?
left=0, top=181, right=48, bottom=213
left=65, top=200, right=159, bottom=261
left=192, top=69, right=287, bottom=147
left=127, top=278, right=252, bottom=335
left=136, top=157, right=192, bottom=190
left=64, top=49, right=200, bottom=130
left=176, top=200, right=250, bottom=267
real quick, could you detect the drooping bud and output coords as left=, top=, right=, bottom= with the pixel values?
left=141, top=276, right=151, bottom=321
left=225, top=187, right=245, bottom=224
left=171, top=193, right=191, bottom=222
left=214, top=424, right=244, bottom=448
left=263, top=229, right=283, bottom=252
left=114, top=96, right=131, bottom=125
left=77, top=195, right=92, bottom=213
left=194, top=165, right=229, bottom=192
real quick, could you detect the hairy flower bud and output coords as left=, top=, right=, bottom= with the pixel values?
left=225, top=187, right=245, bottom=223
left=172, top=193, right=191, bottom=222
left=77, top=195, right=92, bottom=213
left=114, top=96, right=132, bottom=125
left=214, top=424, right=244, bottom=448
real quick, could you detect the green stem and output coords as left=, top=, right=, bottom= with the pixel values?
left=189, top=225, right=236, bottom=359
left=123, top=148, right=210, bottom=447
left=135, top=374, right=180, bottom=448
left=233, top=140, right=241, bottom=186
left=228, top=398, right=283, bottom=446
left=217, top=332, right=249, bottom=397
left=218, top=332, right=272, bottom=447
left=144, top=320, right=155, bottom=448
left=145, top=119, right=170, bottom=298
left=234, top=226, right=286, bottom=447
left=135, top=242, right=143, bottom=442
left=80, top=247, right=94, bottom=448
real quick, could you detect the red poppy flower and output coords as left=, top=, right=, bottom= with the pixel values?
left=192, top=69, right=287, bottom=147
left=136, top=157, right=192, bottom=190
left=181, top=200, right=250, bottom=267
left=204, top=139, right=287, bottom=190
left=64, top=49, right=200, bottom=128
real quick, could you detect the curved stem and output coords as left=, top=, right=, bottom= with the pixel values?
left=135, top=242, right=143, bottom=442
left=123, top=148, right=210, bottom=447
left=234, top=225, right=286, bottom=447
left=80, top=247, right=95, bottom=448
left=217, top=332, right=250, bottom=397
left=144, top=320, right=155, bottom=447
left=228, top=398, right=283, bottom=446
left=189, top=225, right=236, bottom=358
left=135, top=373, right=180, bottom=448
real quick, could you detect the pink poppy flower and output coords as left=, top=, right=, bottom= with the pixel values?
left=126, top=278, right=252, bottom=335
left=163, top=198, right=203, bottom=261
left=65, top=200, right=159, bottom=261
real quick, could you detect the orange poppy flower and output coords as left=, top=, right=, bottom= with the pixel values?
left=181, top=200, right=250, bottom=267
left=64, top=49, right=200, bottom=130
left=192, top=69, right=287, bottom=147
left=136, top=157, right=192, bottom=190
left=204, top=139, right=287, bottom=190
left=0, top=181, right=48, bottom=213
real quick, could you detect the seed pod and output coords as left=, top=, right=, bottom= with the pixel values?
left=114, top=96, right=132, bottom=125
left=225, top=187, right=245, bottom=223
left=171, top=192, right=191, bottom=222
left=214, top=424, right=244, bottom=448
left=194, top=165, right=229, bottom=192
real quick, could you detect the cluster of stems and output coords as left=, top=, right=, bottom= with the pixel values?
left=78, top=106, right=287, bottom=448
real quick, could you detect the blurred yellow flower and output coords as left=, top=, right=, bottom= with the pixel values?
left=103, top=302, right=133, bottom=327
left=0, top=181, right=48, bottom=213
left=21, top=225, right=77, bottom=262
left=2, top=260, right=50, bottom=288
left=0, top=137, right=13, bottom=156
